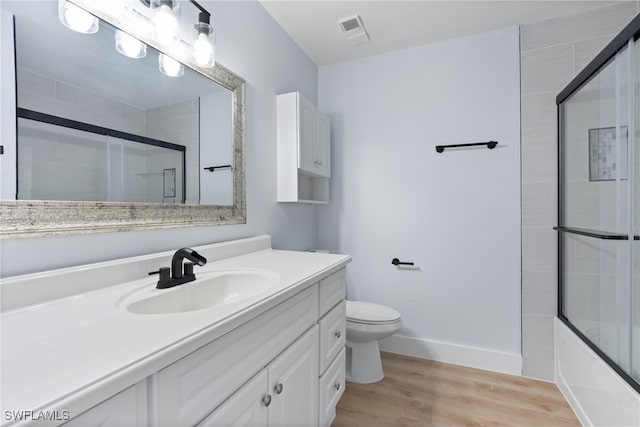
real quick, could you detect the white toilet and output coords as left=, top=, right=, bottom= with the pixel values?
left=345, top=301, right=402, bottom=384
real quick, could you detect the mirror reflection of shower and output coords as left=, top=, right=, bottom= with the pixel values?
left=18, top=116, right=184, bottom=203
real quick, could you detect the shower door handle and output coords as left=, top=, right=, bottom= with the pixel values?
left=554, top=226, right=639, bottom=241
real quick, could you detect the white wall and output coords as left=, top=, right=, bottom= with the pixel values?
left=0, top=1, right=319, bottom=277
left=317, top=26, right=522, bottom=372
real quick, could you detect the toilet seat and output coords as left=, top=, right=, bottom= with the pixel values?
left=346, top=301, right=401, bottom=325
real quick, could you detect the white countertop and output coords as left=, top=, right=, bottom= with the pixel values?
left=1, top=242, right=350, bottom=426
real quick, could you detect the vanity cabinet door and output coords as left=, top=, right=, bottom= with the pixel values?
left=63, top=382, right=147, bottom=426
left=197, top=370, right=268, bottom=427
left=269, top=325, right=319, bottom=426
left=198, top=326, right=319, bottom=427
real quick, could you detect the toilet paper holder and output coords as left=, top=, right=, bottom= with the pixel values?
left=391, top=258, right=414, bottom=266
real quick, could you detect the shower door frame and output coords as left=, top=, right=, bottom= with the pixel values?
left=556, top=13, right=640, bottom=394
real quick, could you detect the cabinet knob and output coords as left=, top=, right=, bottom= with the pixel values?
left=262, top=394, right=272, bottom=407
left=274, top=382, right=284, bottom=394
left=334, top=330, right=341, bottom=339
left=334, top=382, right=341, bottom=391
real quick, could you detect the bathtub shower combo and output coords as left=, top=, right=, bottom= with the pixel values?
left=556, top=15, right=640, bottom=395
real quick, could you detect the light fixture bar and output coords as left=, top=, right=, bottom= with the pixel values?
left=188, top=0, right=210, bottom=17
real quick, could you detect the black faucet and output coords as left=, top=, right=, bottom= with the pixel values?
left=150, top=248, right=207, bottom=289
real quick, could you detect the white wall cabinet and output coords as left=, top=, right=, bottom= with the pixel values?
left=277, top=92, right=331, bottom=203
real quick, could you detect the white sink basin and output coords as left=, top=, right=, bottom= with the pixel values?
left=126, top=269, right=279, bottom=315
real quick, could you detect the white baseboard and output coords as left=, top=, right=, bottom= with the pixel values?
left=379, top=334, right=522, bottom=376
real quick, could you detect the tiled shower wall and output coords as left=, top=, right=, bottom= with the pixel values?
left=145, top=100, right=199, bottom=203
left=520, top=1, right=638, bottom=380
left=17, top=68, right=146, bottom=136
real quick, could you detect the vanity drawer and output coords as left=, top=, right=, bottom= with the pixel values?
left=319, top=348, right=346, bottom=427
left=319, top=268, right=346, bottom=316
left=153, top=285, right=319, bottom=426
left=319, top=300, right=346, bottom=374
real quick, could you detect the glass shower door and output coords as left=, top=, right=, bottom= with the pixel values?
left=559, top=41, right=635, bottom=379
left=633, top=37, right=640, bottom=382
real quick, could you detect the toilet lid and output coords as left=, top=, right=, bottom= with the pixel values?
left=346, top=301, right=401, bottom=324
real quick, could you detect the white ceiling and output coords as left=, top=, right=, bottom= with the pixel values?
left=260, top=0, right=628, bottom=66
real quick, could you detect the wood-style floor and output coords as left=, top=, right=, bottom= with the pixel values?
left=333, top=352, right=580, bottom=427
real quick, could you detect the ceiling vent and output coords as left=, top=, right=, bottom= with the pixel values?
left=339, top=15, right=370, bottom=46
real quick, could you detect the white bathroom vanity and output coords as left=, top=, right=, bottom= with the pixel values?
left=0, top=236, right=350, bottom=426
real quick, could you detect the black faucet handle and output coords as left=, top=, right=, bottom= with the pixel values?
left=149, top=267, right=171, bottom=282
left=183, top=262, right=195, bottom=276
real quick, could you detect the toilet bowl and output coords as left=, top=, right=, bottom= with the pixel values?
left=345, top=301, right=401, bottom=384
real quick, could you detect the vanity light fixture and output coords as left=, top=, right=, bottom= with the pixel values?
left=115, top=30, right=147, bottom=59
left=103, top=0, right=127, bottom=15
left=151, top=0, right=180, bottom=46
left=192, top=12, right=215, bottom=67
left=158, top=53, right=184, bottom=77
left=58, top=0, right=98, bottom=34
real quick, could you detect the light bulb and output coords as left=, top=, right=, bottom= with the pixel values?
left=154, top=4, right=178, bottom=46
left=115, top=30, right=146, bottom=59
left=159, top=54, right=184, bottom=77
left=192, top=19, right=215, bottom=68
left=58, top=0, right=98, bottom=34
left=193, top=33, right=213, bottom=67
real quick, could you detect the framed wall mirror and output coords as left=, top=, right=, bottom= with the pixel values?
left=0, top=0, right=246, bottom=237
